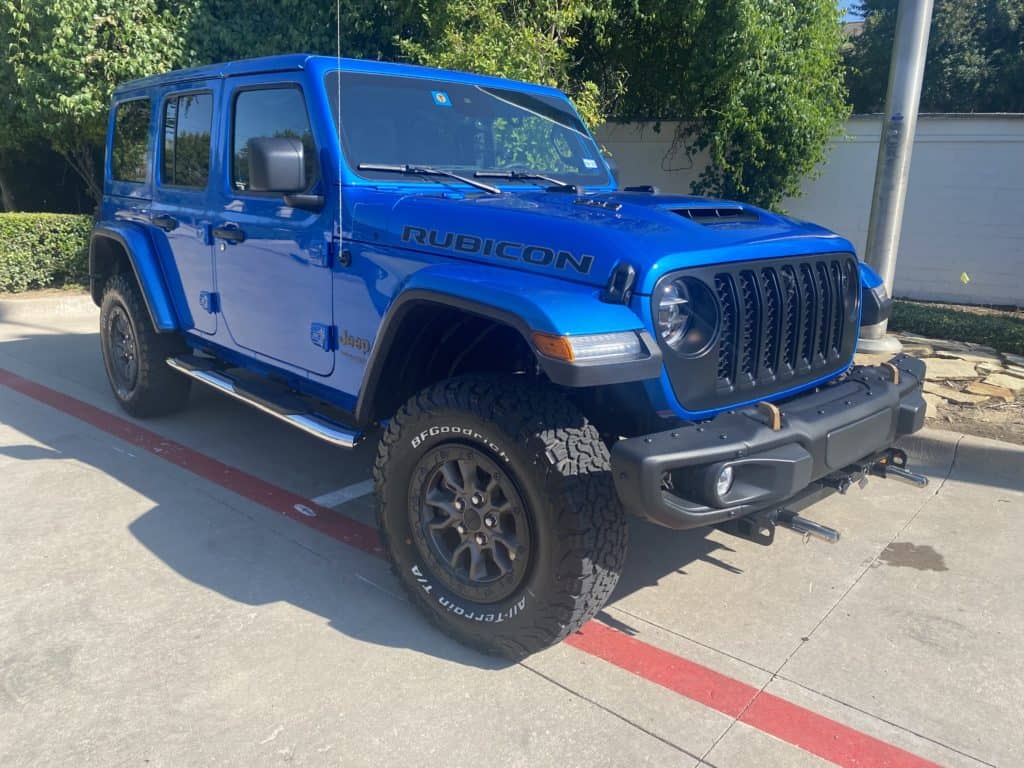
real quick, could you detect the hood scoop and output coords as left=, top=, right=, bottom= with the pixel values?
left=672, top=206, right=761, bottom=225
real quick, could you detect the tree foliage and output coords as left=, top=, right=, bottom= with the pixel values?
left=2, top=0, right=852, bottom=211
left=578, top=0, right=850, bottom=209
left=846, top=0, right=1024, bottom=113
left=1, top=0, right=186, bottom=203
left=398, top=0, right=616, bottom=129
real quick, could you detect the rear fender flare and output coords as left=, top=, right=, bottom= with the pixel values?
left=90, top=222, right=179, bottom=331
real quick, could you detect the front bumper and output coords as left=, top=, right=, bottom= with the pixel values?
left=610, top=355, right=927, bottom=529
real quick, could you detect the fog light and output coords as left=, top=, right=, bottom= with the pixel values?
left=716, top=466, right=735, bottom=499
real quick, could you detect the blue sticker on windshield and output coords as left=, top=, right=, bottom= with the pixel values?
left=432, top=90, right=452, bottom=107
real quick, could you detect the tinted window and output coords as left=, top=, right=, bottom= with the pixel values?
left=325, top=72, right=610, bottom=188
left=232, top=87, right=317, bottom=192
left=162, top=93, right=213, bottom=188
left=112, top=99, right=151, bottom=183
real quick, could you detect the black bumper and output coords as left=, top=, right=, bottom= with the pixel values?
left=610, top=355, right=927, bottom=530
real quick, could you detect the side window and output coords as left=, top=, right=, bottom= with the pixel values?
left=232, top=87, right=317, bottom=192
left=162, top=93, right=213, bottom=188
left=112, top=99, right=151, bottom=183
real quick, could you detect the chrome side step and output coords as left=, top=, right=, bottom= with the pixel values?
left=167, top=357, right=364, bottom=449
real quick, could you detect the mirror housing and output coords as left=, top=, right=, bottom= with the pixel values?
left=247, top=136, right=306, bottom=193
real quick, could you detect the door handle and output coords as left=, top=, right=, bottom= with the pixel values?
left=152, top=214, right=178, bottom=232
left=212, top=224, right=246, bottom=244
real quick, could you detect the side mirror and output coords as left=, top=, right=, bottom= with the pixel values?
left=247, top=136, right=306, bottom=193
left=602, top=151, right=621, bottom=189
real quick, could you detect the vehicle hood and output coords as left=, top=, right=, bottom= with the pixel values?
left=358, top=189, right=856, bottom=295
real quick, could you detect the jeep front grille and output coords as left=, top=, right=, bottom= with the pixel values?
left=657, top=253, right=860, bottom=414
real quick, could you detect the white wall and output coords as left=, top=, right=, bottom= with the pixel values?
left=596, top=116, right=1024, bottom=307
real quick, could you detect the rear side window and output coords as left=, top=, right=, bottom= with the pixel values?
left=162, top=93, right=213, bottom=188
left=112, top=99, right=151, bottom=183
left=232, top=87, right=317, bottom=192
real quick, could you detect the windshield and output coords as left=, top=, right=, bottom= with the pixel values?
left=325, top=71, right=611, bottom=188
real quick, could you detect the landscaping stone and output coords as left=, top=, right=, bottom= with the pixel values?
left=965, top=381, right=1016, bottom=403
left=920, top=357, right=984, bottom=380
left=1005, top=353, right=1024, bottom=367
left=923, top=381, right=991, bottom=405
left=983, top=373, right=1024, bottom=393
left=922, top=392, right=945, bottom=413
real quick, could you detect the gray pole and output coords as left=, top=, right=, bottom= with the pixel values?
left=858, top=0, right=935, bottom=354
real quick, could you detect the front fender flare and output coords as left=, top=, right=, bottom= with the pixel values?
left=354, top=263, right=662, bottom=425
left=90, top=222, right=179, bottom=331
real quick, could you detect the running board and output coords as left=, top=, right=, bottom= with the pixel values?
left=166, top=356, right=363, bottom=449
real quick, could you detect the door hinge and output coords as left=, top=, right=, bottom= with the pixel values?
left=199, top=291, right=220, bottom=314
left=310, top=323, right=338, bottom=351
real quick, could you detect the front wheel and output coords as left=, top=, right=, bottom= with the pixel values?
left=374, top=376, right=627, bottom=658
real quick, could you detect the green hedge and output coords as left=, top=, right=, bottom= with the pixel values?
left=0, top=213, right=93, bottom=293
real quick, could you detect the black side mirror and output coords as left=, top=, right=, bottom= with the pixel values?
left=602, top=151, right=621, bottom=189
left=247, top=136, right=306, bottom=193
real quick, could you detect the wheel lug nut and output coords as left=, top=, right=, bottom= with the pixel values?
left=454, top=499, right=465, bottom=511
left=508, top=550, right=516, bottom=561
left=475, top=533, right=486, bottom=546
left=471, top=493, right=484, bottom=506
left=484, top=515, right=496, bottom=528
left=456, top=524, right=466, bottom=535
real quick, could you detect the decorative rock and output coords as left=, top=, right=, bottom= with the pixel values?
left=982, top=373, right=1024, bottom=393
left=932, top=349, right=1003, bottom=365
left=920, top=357, right=984, bottom=380
left=922, top=381, right=991, bottom=405
left=965, top=381, right=1016, bottom=403
left=922, top=392, right=945, bottom=414
left=976, top=361, right=1006, bottom=375
left=1004, top=353, right=1024, bottom=367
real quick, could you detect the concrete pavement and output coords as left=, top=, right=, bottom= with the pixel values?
left=1, top=294, right=1021, bottom=767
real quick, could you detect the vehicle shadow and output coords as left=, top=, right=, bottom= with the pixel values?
left=4, top=329, right=1014, bottom=668
left=0, top=339, right=737, bottom=671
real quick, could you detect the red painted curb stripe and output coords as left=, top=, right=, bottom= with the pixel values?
left=0, top=368, right=383, bottom=558
left=568, top=622, right=941, bottom=768
left=0, top=367, right=941, bottom=768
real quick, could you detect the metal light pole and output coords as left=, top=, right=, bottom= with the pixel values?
left=858, top=0, right=935, bottom=354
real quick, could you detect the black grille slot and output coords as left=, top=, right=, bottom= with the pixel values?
left=714, top=275, right=738, bottom=384
left=737, top=271, right=760, bottom=386
left=759, top=268, right=782, bottom=378
left=703, top=254, right=857, bottom=405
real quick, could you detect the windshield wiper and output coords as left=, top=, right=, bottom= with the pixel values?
left=357, top=163, right=500, bottom=195
left=475, top=170, right=575, bottom=190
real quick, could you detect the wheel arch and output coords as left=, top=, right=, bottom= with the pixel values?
left=354, top=292, right=539, bottom=425
left=90, top=223, right=179, bottom=331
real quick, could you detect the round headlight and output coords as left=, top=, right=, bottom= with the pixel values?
left=657, top=279, right=692, bottom=349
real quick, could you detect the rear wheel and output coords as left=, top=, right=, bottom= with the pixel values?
left=100, top=274, right=190, bottom=417
left=374, top=375, right=627, bottom=658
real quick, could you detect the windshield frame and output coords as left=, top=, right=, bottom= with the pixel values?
left=324, top=69, right=614, bottom=191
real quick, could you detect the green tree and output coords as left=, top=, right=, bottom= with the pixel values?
left=184, top=0, right=418, bottom=65
left=578, top=0, right=850, bottom=209
left=1, top=0, right=186, bottom=204
left=398, top=0, right=616, bottom=128
left=846, top=0, right=1024, bottom=113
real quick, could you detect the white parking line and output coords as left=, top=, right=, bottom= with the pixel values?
left=311, top=479, right=375, bottom=508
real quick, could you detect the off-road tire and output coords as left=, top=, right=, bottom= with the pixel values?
left=374, top=375, right=627, bottom=658
left=100, top=273, right=190, bottom=417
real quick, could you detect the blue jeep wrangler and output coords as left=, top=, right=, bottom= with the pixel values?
left=91, top=54, right=928, bottom=657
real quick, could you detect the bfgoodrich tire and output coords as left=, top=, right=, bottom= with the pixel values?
left=374, top=375, right=627, bottom=658
left=100, top=274, right=190, bottom=417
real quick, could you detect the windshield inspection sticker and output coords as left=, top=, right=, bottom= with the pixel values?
left=583, top=158, right=598, bottom=169
left=431, top=90, right=452, bottom=107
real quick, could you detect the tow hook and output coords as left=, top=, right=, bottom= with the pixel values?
left=871, top=448, right=929, bottom=488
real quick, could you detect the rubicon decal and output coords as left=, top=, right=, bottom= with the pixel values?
left=401, top=225, right=594, bottom=275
